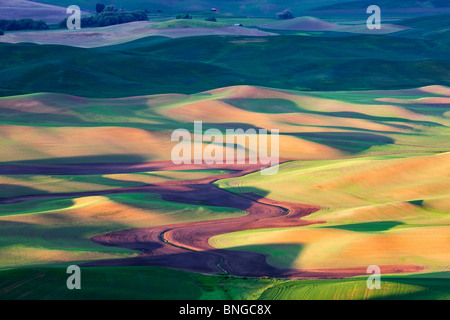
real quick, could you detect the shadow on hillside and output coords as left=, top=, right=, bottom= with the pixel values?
left=81, top=242, right=305, bottom=279
left=287, top=131, right=395, bottom=153
left=0, top=154, right=152, bottom=176
left=0, top=184, right=50, bottom=199
left=0, top=154, right=148, bottom=166
left=321, top=221, right=404, bottom=233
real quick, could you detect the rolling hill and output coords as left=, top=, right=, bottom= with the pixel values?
left=1, top=2, right=449, bottom=300
left=32, top=0, right=347, bottom=15
left=1, top=85, right=448, bottom=164
left=0, top=84, right=448, bottom=296
left=0, top=0, right=88, bottom=23
left=0, top=21, right=276, bottom=48
left=1, top=33, right=450, bottom=98
left=313, top=0, right=450, bottom=11
left=258, top=16, right=410, bottom=34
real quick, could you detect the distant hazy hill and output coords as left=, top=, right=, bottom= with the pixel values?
left=20, top=0, right=450, bottom=20
left=400, top=13, right=450, bottom=28
left=1, top=33, right=449, bottom=97
left=259, top=17, right=338, bottom=31
left=313, top=0, right=450, bottom=10
left=258, top=16, right=409, bottom=34
left=0, top=0, right=68, bottom=23
left=31, top=0, right=347, bottom=15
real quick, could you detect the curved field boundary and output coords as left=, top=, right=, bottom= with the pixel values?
left=0, top=161, right=424, bottom=278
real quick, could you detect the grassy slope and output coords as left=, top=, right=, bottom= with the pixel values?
left=1, top=32, right=450, bottom=97
left=152, top=19, right=227, bottom=29
left=0, top=266, right=448, bottom=300
left=0, top=191, right=246, bottom=268
left=210, top=223, right=450, bottom=270
left=216, top=153, right=450, bottom=210
left=260, top=272, right=450, bottom=300
left=213, top=153, right=450, bottom=271
left=0, top=170, right=231, bottom=197
left=1, top=85, right=449, bottom=163
left=1, top=8, right=449, bottom=299
left=1, top=84, right=448, bottom=273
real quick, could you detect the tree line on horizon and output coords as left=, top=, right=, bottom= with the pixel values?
left=59, top=4, right=148, bottom=28
left=0, top=19, right=49, bottom=35
left=0, top=4, right=294, bottom=35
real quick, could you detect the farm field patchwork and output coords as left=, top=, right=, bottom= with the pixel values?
left=0, top=0, right=449, bottom=301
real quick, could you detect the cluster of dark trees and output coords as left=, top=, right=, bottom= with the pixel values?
left=205, top=17, right=217, bottom=22
left=277, top=9, right=294, bottom=20
left=0, top=19, right=49, bottom=32
left=176, top=13, right=192, bottom=19
left=96, top=3, right=106, bottom=14
left=59, top=4, right=147, bottom=28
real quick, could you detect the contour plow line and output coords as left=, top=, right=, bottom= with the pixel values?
left=0, top=161, right=424, bottom=278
